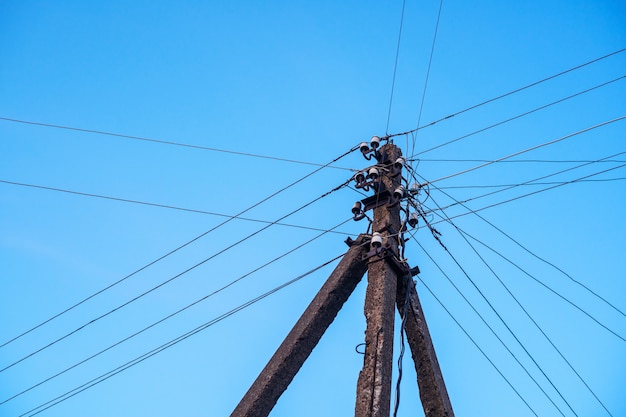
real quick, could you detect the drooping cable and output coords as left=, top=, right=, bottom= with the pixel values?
left=386, top=47, right=626, bottom=139
left=0, top=146, right=357, bottom=350
left=1, top=217, right=352, bottom=405
left=0, top=178, right=352, bottom=373
left=392, top=274, right=411, bottom=417
left=17, top=253, right=346, bottom=417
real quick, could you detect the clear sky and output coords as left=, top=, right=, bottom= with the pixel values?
left=1, top=1, right=625, bottom=416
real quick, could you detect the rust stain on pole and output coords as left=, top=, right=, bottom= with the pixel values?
left=355, top=143, right=402, bottom=417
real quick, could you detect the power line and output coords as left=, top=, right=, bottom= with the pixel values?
left=427, top=150, right=626, bottom=212
left=1, top=218, right=352, bottom=406
left=385, top=0, right=407, bottom=135
left=437, top=162, right=626, bottom=227
left=0, top=116, right=356, bottom=171
left=428, top=116, right=626, bottom=184
left=386, top=47, right=626, bottom=139
left=436, top=177, right=626, bottom=190
left=457, top=228, right=614, bottom=416
left=0, top=145, right=356, bottom=349
left=410, top=0, right=444, bottom=158
left=18, top=253, right=345, bottom=417
left=0, top=178, right=351, bottom=373
left=0, top=179, right=352, bottom=236
left=411, top=238, right=539, bottom=417
left=410, top=75, right=626, bottom=158
left=419, top=158, right=626, bottom=164
left=425, top=196, right=581, bottom=416
left=410, top=227, right=571, bottom=415
left=419, top=172, right=626, bottom=324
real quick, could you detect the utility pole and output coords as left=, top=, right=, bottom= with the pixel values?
left=354, top=143, right=402, bottom=417
left=231, top=137, right=454, bottom=417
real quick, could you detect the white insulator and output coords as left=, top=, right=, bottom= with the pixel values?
left=351, top=201, right=362, bottom=215
left=394, top=157, right=405, bottom=169
left=393, top=185, right=405, bottom=199
left=367, top=167, right=379, bottom=180
left=359, top=142, right=370, bottom=154
left=371, top=232, right=383, bottom=248
left=354, top=171, right=365, bottom=183
left=370, top=135, right=380, bottom=149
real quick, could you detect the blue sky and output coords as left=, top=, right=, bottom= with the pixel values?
left=1, top=1, right=625, bottom=416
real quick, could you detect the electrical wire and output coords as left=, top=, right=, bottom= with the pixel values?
left=0, top=146, right=357, bottom=350
left=410, top=0, right=443, bottom=159
left=436, top=177, right=626, bottom=190
left=408, top=231, right=568, bottom=416
left=410, top=75, right=626, bottom=158
left=428, top=115, right=626, bottom=185
left=411, top=238, right=539, bottom=417
left=457, top=228, right=615, bottom=416
left=0, top=178, right=352, bottom=372
left=437, top=162, right=626, bottom=227
left=0, top=179, right=352, bottom=236
left=17, top=253, right=346, bottom=417
left=427, top=150, right=626, bottom=213
left=386, top=47, right=626, bottom=139
left=1, top=217, right=352, bottom=406
left=385, top=0, right=407, bottom=135
left=419, top=158, right=626, bottom=164
left=0, top=117, right=357, bottom=171
left=424, top=196, right=581, bottom=416
left=418, top=175, right=626, bottom=332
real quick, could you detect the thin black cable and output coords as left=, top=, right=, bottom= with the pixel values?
left=0, top=179, right=351, bottom=236
left=457, top=228, right=614, bottom=416
left=420, top=179, right=626, bottom=341
left=437, top=163, right=626, bottom=227
left=410, top=231, right=566, bottom=416
left=428, top=115, right=626, bottom=184
left=392, top=275, right=411, bottom=417
left=18, top=253, right=345, bottom=417
left=0, top=178, right=351, bottom=373
left=417, top=166, right=626, bottom=320
left=425, top=195, right=580, bottom=416
left=411, top=75, right=626, bottom=158
left=419, top=158, right=626, bottom=164
left=1, top=217, right=352, bottom=405
left=385, top=0, right=407, bottom=135
left=0, top=146, right=357, bottom=350
left=410, top=228, right=569, bottom=416
left=386, top=48, right=626, bottom=138
left=437, top=177, right=626, bottom=190
left=428, top=150, right=626, bottom=213
left=0, top=116, right=357, bottom=171
left=412, top=240, right=539, bottom=416
left=410, top=0, right=443, bottom=158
